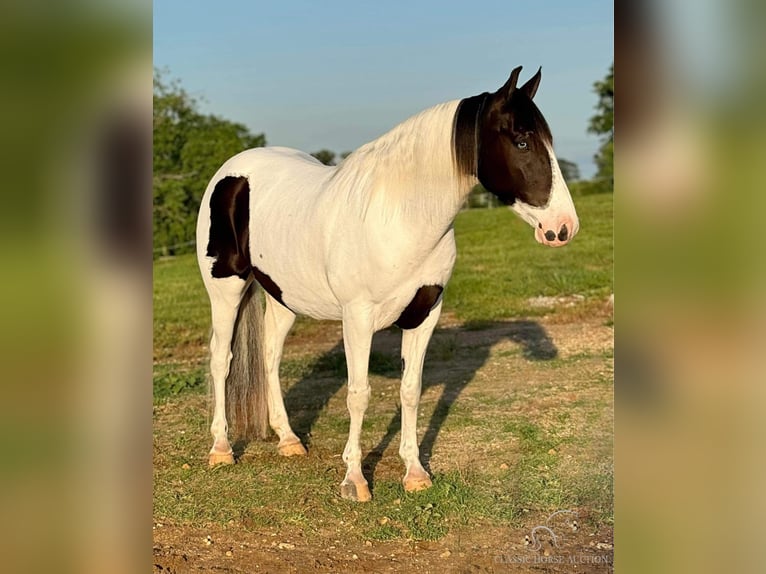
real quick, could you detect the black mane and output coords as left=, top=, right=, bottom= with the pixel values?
left=452, top=92, right=488, bottom=178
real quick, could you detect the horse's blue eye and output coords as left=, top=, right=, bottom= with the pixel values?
left=516, top=141, right=528, bottom=150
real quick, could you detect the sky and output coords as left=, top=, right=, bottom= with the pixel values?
left=154, top=0, right=613, bottom=178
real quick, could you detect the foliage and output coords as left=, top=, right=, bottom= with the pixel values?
left=153, top=69, right=266, bottom=256
left=568, top=178, right=613, bottom=196
left=557, top=158, right=580, bottom=182
left=311, top=149, right=336, bottom=165
left=587, top=63, right=614, bottom=188
left=153, top=365, right=206, bottom=399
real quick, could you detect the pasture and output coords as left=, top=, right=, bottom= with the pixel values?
left=153, top=194, right=613, bottom=572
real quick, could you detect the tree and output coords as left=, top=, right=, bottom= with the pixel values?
left=179, top=115, right=265, bottom=184
left=557, top=158, right=581, bottom=183
left=588, top=63, right=614, bottom=188
left=311, top=149, right=336, bottom=165
left=153, top=69, right=265, bottom=255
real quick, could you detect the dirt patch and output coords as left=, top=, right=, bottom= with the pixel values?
left=154, top=519, right=613, bottom=573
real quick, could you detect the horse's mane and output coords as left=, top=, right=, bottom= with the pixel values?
left=327, top=100, right=477, bottom=221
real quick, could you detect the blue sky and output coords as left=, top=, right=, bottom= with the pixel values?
left=154, top=0, right=612, bottom=178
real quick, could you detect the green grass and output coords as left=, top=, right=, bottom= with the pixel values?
left=154, top=440, right=507, bottom=541
left=153, top=253, right=209, bottom=361
left=153, top=391, right=518, bottom=540
left=448, top=194, right=613, bottom=321
left=153, top=363, right=207, bottom=400
left=154, top=384, right=613, bottom=540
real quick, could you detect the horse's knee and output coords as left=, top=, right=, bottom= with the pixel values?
left=346, top=384, right=370, bottom=411
left=210, top=361, right=231, bottom=382
left=400, top=384, right=420, bottom=409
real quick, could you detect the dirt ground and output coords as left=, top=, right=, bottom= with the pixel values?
left=154, top=309, right=613, bottom=573
left=153, top=519, right=613, bottom=573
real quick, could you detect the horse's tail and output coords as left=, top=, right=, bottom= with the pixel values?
left=225, top=280, right=270, bottom=440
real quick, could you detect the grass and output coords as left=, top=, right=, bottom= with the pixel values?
left=153, top=194, right=613, bottom=542
left=153, top=253, right=210, bottom=363
left=153, top=363, right=613, bottom=540
left=156, top=396, right=512, bottom=537
left=153, top=363, right=207, bottom=400
left=448, top=194, right=613, bottom=321
left=154, top=423, right=505, bottom=541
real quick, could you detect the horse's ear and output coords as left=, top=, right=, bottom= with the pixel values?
left=520, top=67, right=542, bottom=99
left=499, top=66, right=524, bottom=99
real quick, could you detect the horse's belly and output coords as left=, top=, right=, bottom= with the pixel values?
left=280, top=277, right=344, bottom=320
left=254, top=228, right=456, bottom=328
left=249, top=227, right=343, bottom=320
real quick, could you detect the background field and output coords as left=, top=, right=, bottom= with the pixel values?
left=153, top=194, right=613, bottom=572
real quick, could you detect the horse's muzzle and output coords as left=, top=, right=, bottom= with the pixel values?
left=535, top=218, right=579, bottom=247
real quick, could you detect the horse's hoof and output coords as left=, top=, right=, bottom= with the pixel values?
left=278, top=440, right=307, bottom=457
left=403, top=472, right=432, bottom=492
left=208, top=451, right=235, bottom=467
left=340, top=480, right=372, bottom=502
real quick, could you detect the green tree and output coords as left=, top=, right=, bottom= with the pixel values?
left=557, top=158, right=581, bottom=183
left=311, top=149, right=336, bottom=165
left=588, top=63, right=614, bottom=189
left=179, top=115, right=265, bottom=183
left=153, top=69, right=265, bottom=255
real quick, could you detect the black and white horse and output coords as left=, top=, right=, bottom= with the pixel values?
left=196, top=66, right=578, bottom=501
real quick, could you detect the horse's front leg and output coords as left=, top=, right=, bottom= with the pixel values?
left=339, top=306, right=374, bottom=501
left=399, top=299, right=442, bottom=491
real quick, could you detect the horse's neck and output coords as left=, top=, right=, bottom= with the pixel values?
left=334, top=100, right=477, bottom=234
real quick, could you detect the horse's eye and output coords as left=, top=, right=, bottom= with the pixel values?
left=516, top=141, right=528, bottom=150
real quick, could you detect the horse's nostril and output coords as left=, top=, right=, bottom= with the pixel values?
left=558, top=224, right=568, bottom=242
left=544, top=230, right=556, bottom=241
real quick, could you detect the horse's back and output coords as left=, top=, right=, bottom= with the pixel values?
left=215, top=146, right=330, bottom=184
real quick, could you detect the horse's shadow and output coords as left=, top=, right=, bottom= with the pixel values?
left=252, top=320, right=557, bottom=487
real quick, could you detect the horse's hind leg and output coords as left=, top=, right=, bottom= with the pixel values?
left=399, top=299, right=442, bottom=492
left=206, top=276, right=249, bottom=466
left=340, top=306, right=374, bottom=501
left=263, top=294, right=306, bottom=456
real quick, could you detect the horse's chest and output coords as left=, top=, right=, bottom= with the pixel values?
left=363, top=231, right=457, bottom=329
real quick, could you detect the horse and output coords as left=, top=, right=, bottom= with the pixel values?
left=195, top=66, right=579, bottom=502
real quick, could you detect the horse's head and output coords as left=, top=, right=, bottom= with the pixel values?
left=458, top=66, right=579, bottom=246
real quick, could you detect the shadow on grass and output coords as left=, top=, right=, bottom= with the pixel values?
left=274, top=320, right=557, bottom=490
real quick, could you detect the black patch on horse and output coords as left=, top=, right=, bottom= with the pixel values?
left=478, top=88, right=553, bottom=207
left=207, top=176, right=251, bottom=279
left=206, top=176, right=291, bottom=309
left=395, top=285, right=444, bottom=330
left=253, top=265, right=287, bottom=307
left=453, top=67, right=555, bottom=208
